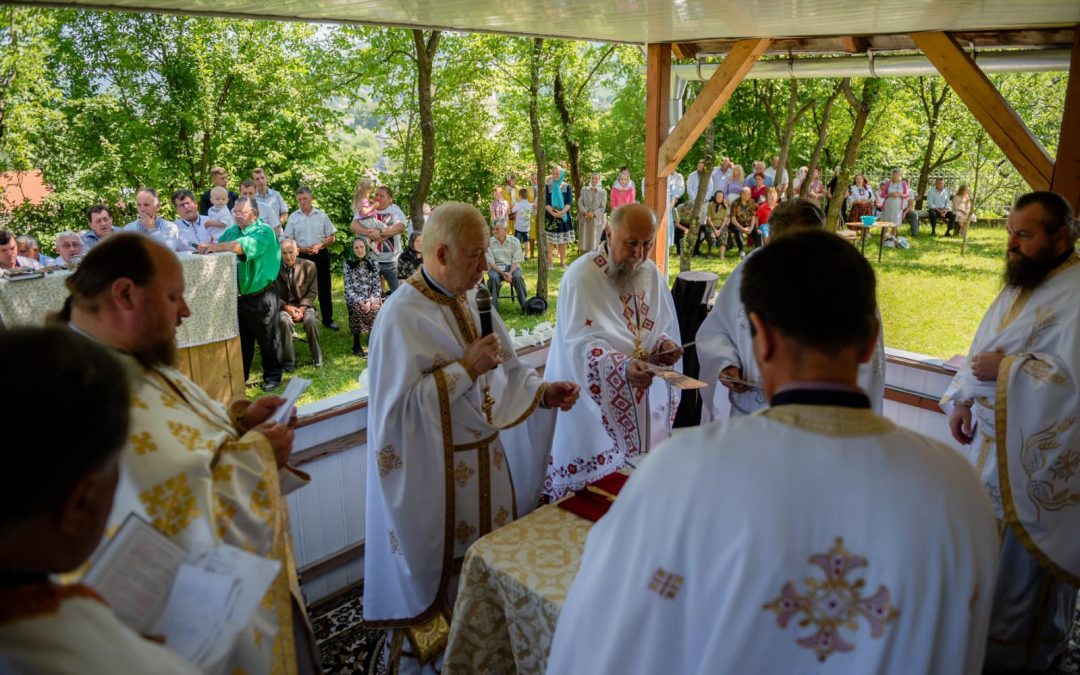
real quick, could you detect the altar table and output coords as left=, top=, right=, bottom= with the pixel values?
left=442, top=501, right=593, bottom=675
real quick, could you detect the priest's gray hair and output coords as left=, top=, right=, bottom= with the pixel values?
left=609, top=203, right=658, bottom=236
left=422, top=202, right=487, bottom=259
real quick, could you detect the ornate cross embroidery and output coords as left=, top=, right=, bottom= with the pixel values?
left=648, top=568, right=684, bottom=599
left=139, top=473, right=200, bottom=536
left=377, top=445, right=403, bottom=478
left=453, top=460, right=476, bottom=487
left=763, top=537, right=899, bottom=662
left=130, top=431, right=157, bottom=455
left=454, top=520, right=477, bottom=546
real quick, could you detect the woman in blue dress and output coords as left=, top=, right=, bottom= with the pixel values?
left=544, top=165, right=575, bottom=268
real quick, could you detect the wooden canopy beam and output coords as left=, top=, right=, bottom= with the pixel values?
left=912, top=31, right=1054, bottom=190
left=657, top=38, right=771, bottom=178
left=671, top=42, right=693, bottom=60
left=841, top=36, right=869, bottom=53
left=1050, top=27, right=1080, bottom=213
left=644, top=43, right=672, bottom=273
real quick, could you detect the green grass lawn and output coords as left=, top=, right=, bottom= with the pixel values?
left=247, top=225, right=1008, bottom=405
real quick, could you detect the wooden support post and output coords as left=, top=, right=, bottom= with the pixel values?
left=657, top=38, right=770, bottom=177
left=913, top=31, right=1054, bottom=190
left=1051, top=27, right=1080, bottom=213
left=645, top=43, right=671, bottom=273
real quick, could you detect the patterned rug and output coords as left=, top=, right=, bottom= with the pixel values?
left=305, top=581, right=1080, bottom=674
left=310, top=583, right=386, bottom=675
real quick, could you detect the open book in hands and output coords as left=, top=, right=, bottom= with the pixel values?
left=83, top=513, right=281, bottom=673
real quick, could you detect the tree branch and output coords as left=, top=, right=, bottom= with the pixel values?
left=571, top=44, right=616, bottom=105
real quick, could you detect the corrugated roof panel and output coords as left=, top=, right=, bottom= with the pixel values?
left=13, top=0, right=1080, bottom=44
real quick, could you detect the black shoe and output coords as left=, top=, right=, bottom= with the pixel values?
left=261, top=379, right=281, bottom=391
left=352, top=345, right=366, bottom=358
left=324, top=321, right=340, bottom=331
left=283, top=364, right=296, bottom=373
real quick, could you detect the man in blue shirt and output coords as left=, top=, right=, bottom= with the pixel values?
left=122, top=188, right=184, bottom=252
left=171, top=189, right=211, bottom=251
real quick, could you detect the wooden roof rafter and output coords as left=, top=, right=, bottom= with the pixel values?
left=669, top=27, right=1076, bottom=60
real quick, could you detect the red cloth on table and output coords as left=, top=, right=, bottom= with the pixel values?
left=557, top=472, right=630, bottom=522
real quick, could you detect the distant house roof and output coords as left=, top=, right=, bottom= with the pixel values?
left=0, top=171, right=51, bottom=212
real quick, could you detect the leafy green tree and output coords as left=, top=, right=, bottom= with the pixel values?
left=0, top=7, right=59, bottom=171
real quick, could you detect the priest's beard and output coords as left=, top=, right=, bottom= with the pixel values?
left=1003, top=245, right=1059, bottom=290
left=132, top=337, right=178, bottom=370
left=605, top=259, right=646, bottom=293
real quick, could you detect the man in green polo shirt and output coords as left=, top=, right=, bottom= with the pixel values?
left=199, top=195, right=284, bottom=390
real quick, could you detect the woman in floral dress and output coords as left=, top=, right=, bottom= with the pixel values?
left=344, top=238, right=382, bottom=358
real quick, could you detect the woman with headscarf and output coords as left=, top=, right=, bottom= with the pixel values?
left=397, top=231, right=423, bottom=280
left=806, top=168, right=826, bottom=205
left=609, top=167, right=636, bottom=211
left=545, top=164, right=575, bottom=268
left=878, top=168, right=909, bottom=226
left=578, top=172, right=606, bottom=252
left=344, top=238, right=382, bottom=358
left=792, top=166, right=809, bottom=195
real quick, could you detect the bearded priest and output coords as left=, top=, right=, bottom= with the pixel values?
left=547, top=230, right=998, bottom=675
left=543, top=203, right=682, bottom=499
left=362, top=202, right=579, bottom=674
left=942, top=191, right=1080, bottom=672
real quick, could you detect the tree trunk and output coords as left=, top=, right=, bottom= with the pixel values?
left=553, top=69, right=582, bottom=224
left=409, top=29, right=440, bottom=231
left=766, top=79, right=813, bottom=199
left=802, top=82, right=843, bottom=199
left=914, top=80, right=950, bottom=209
left=679, top=122, right=716, bottom=273
left=826, top=79, right=879, bottom=231
left=963, top=134, right=986, bottom=257
left=529, top=37, right=549, bottom=300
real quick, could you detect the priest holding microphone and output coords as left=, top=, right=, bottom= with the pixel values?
left=362, top=202, right=578, bottom=674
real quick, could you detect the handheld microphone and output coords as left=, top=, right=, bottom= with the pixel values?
left=476, top=286, right=493, bottom=338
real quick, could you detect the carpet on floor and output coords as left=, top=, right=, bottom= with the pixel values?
left=305, top=582, right=1080, bottom=674
left=310, top=583, right=386, bottom=675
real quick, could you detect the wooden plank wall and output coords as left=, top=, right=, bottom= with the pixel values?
left=173, top=337, right=246, bottom=404
left=882, top=359, right=964, bottom=450
left=287, top=404, right=369, bottom=602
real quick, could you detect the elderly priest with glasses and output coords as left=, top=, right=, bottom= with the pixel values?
left=362, top=202, right=579, bottom=674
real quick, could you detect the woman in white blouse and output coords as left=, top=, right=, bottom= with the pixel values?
left=846, top=174, right=876, bottom=221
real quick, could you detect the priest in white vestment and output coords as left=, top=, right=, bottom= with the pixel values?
left=547, top=230, right=998, bottom=675
left=942, top=191, right=1080, bottom=672
left=544, top=203, right=682, bottom=499
left=0, top=327, right=200, bottom=675
left=362, top=203, right=579, bottom=672
left=58, top=234, right=320, bottom=675
left=698, top=198, right=885, bottom=420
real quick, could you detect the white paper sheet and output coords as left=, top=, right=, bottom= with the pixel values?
left=269, top=376, right=311, bottom=425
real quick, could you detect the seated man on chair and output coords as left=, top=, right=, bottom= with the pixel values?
left=277, top=238, right=323, bottom=370
left=486, top=221, right=527, bottom=312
